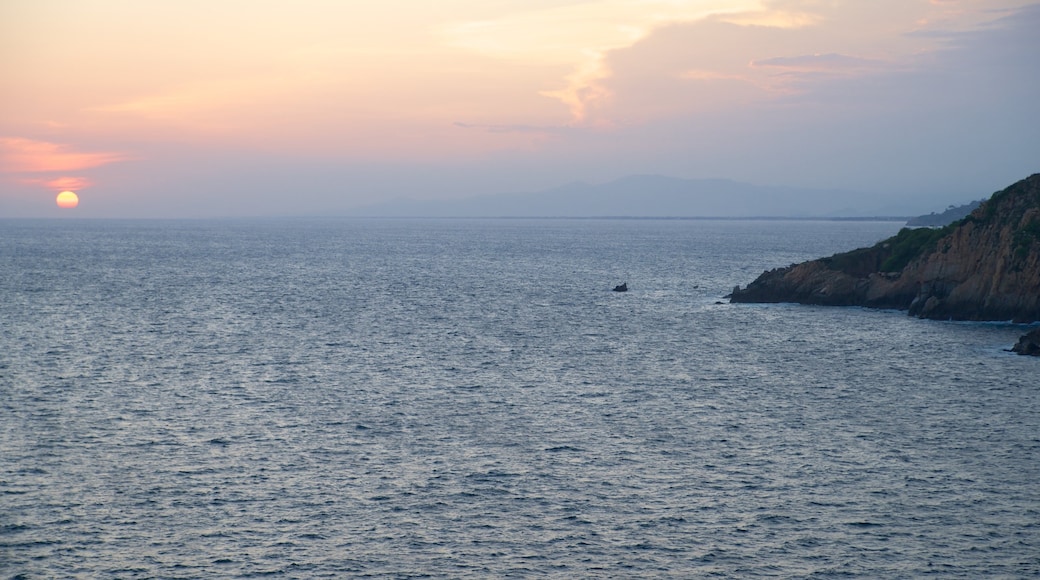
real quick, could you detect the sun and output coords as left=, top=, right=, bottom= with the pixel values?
left=56, top=190, right=79, bottom=209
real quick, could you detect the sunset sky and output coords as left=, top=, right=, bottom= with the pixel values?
left=2, top=0, right=1038, bottom=217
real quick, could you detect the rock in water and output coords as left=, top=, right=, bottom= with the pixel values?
left=731, top=174, right=1040, bottom=323
left=1012, top=328, right=1040, bottom=356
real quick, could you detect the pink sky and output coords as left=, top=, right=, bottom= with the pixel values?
left=2, top=0, right=1038, bottom=217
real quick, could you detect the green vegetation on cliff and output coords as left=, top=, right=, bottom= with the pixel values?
left=821, top=222, right=956, bottom=276
left=879, top=224, right=957, bottom=272
left=1014, top=221, right=1040, bottom=260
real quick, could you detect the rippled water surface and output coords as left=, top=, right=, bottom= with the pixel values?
left=2, top=218, right=1038, bottom=578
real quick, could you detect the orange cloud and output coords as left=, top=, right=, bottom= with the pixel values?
left=19, top=176, right=94, bottom=190
left=0, top=137, right=130, bottom=173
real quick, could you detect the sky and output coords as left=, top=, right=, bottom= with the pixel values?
left=1, top=0, right=1038, bottom=217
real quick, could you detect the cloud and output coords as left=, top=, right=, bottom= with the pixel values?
left=717, top=9, right=822, bottom=28
left=441, top=0, right=767, bottom=124
left=0, top=137, right=131, bottom=173
left=453, top=121, right=574, bottom=135
left=88, top=76, right=288, bottom=121
left=750, top=53, right=885, bottom=72
left=594, top=1, right=1040, bottom=197
left=19, top=176, right=94, bottom=191
left=595, top=0, right=1040, bottom=125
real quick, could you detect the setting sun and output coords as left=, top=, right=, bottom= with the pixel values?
left=56, top=190, right=79, bottom=208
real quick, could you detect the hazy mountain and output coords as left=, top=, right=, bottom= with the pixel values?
left=347, top=175, right=920, bottom=218
left=906, top=199, right=984, bottom=227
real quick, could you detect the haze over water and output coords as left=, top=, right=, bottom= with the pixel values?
left=2, top=218, right=1038, bottom=577
left=4, top=2, right=1038, bottom=217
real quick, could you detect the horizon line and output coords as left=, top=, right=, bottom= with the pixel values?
left=0, top=215, right=913, bottom=222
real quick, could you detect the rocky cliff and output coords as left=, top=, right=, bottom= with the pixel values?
left=731, top=174, right=1040, bottom=329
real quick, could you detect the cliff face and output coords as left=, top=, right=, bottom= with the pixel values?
left=731, top=174, right=1040, bottom=324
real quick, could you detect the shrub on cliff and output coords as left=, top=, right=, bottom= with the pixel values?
left=879, top=225, right=956, bottom=272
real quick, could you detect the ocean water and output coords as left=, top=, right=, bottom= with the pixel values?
left=1, top=218, right=1037, bottom=578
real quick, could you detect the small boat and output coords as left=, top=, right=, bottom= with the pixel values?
left=612, top=282, right=628, bottom=292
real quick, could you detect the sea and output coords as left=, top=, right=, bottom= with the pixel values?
left=2, top=218, right=1038, bottom=578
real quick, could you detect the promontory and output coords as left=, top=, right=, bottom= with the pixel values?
left=730, top=173, right=1040, bottom=353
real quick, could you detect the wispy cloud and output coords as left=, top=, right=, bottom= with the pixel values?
left=87, top=76, right=286, bottom=123
left=751, top=53, right=886, bottom=73
left=718, top=9, right=821, bottom=28
left=19, top=176, right=94, bottom=190
left=453, top=121, right=576, bottom=135
left=0, top=137, right=131, bottom=173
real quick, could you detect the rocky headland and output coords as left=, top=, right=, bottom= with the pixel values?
left=730, top=174, right=1040, bottom=354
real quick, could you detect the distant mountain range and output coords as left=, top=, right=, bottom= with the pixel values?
left=348, top=175, right=931, bottom=219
